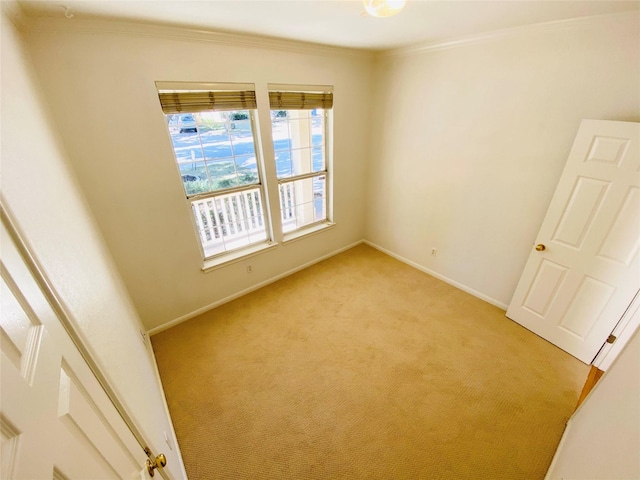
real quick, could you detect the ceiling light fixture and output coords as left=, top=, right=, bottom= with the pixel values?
left=363, top=0, right=407, bottom=18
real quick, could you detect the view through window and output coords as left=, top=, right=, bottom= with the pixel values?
left=158, top=84, right=333, bottom=264
left=269, top=88, right=332, bottom=234
left=158, top=85, right=269, bottom=259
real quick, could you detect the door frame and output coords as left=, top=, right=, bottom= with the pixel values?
left=592, top=290, right=640, bottom=370
left=1, top=201, right=165, bottom=475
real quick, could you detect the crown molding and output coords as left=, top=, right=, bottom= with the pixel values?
left=18, top=9, right=638, bottom=60
left=381, top=10, right=639, bottom=58
left=21, top=17, right=375, bottom=60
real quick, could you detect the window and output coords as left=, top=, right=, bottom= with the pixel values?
left=269, top=86, right=333, bottom=235
left=157, top=83, right=270, bottom=259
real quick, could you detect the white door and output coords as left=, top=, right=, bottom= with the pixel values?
left=0, top=219, right=156, bottom=479
left=506, top=120, right=640, bottom=364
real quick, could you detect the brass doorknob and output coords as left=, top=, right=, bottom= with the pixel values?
left=535, top=244, right=546, bottom=251
left=146, top=453, right=167, bottom=477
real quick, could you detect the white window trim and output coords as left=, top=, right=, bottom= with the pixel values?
left=201, top=241, right=278, bottom=273
left=158, top=87, right=274, bottom=261
left=268, top=83, right=334, bottom=94
left=158, top=82, right=335, bottom=270
left=156, top=81, right=256, bottom=92
left=282, top=221, right=336, bottom=244
left=187, top=109, right=274, bottom=261
left=269, top=105, right=333, bottom=239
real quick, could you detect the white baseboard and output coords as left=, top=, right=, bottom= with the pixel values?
left=363, top=240, right=509, bottom=311
left=544, top=418, right=572, bottom=480
left=150, top=238, right=509, bottom=336
left=148, top=239, right=365, bottom=336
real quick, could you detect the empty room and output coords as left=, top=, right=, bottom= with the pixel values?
left=1, top=0, right=639, bottom=479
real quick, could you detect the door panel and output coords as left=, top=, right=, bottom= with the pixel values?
left=0, top=219, right=152, bottom=479
left=557, top=276, right=614, bottom=338
left=0, top=276, right=42, bottom=383
left=522, top=259, right=568, bottom=316
left=551, top=176, right=609, bottom=249
left=585, top=135, right=630, bottom=166
left=507, top=120, right=640, bottom=363
left=596, top=186, right=640, bottom=265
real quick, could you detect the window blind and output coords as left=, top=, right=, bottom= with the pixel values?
left=268, top=91, right=333, bottom=110
left=158, top=90, right=257, bottom=114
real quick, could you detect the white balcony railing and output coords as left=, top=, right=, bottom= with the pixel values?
left=279, top=182, right=295, bottom=226
left=191, top=183, right=296, bottom=257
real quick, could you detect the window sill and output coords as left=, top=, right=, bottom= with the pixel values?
left=202, top=242, right=278, bottom=273
left=282, top=222, right=335, bottom=244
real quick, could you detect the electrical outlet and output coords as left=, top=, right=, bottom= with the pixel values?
left=247, top=265, right=253, bottom=273
left=431, top=248, right=437, bottom=256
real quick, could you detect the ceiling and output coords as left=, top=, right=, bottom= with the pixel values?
left=17, top=0, right=640, bottom=51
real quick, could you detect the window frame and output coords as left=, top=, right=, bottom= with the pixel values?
left=268, top=85, right=334, bottom=240
left=156, top=82, right=335, bottom=269
left=157, top=83, right=275, bottom=264
left=187, top=110, right=273, bottom=260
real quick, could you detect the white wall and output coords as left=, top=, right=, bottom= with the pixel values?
left=1, top=10, right=185, bottom=478
left=17, top=12, right=639, bottom=331
left=22, top=20, right=373, bottom=331
left=546, top=325, right=640, bottom=479
left=366, top=12, right=640, bottom=308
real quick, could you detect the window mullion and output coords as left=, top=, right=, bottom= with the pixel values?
left=254, top=84, right=284, bottom=244
left=187, top=182, right=261, bottom=201
left=248, top=109, right=276, bottom=245
left=194, top=116, right=213, bottom=189
left=226, top=113, right=241, bottom=185
left=277, top=171, right=327, bottom=184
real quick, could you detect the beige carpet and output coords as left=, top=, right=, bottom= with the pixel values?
left=152, top=244, right=588, bottom=480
